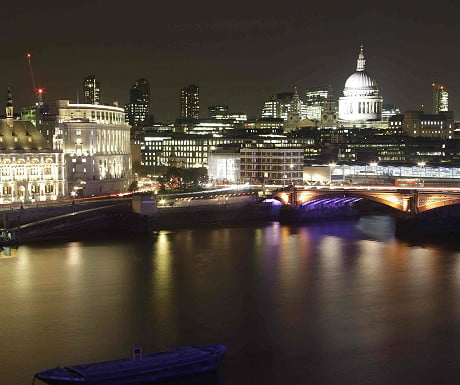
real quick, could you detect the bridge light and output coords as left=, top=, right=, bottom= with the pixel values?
left=279, top=192, right=289, bottom=204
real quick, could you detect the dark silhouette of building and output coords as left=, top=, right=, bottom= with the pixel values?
left=180, top=84, right=199, bottom=119
left=83, top=75, right=100, bottom=105
left=125, top=78, right=150, bottom=128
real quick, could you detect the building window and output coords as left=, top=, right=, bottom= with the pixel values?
left=45, top=185, right=54, bottom=194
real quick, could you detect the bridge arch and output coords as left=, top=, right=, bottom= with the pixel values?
left=272, top=188, right=460, bottom=214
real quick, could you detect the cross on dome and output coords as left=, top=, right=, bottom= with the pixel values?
left=356, top=44, right=366, bottom=72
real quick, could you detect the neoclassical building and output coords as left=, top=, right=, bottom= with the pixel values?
left=338, top=45, right=383, bottom=122
left=54, top=100, right=131, bottom=197
left=0, top=91, right=66, bottom=203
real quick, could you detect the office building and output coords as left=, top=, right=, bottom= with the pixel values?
left=261, top=97, right=281, bottom=118
left=137, top=132, right=312, bottom=170
left=180, top=84, right=199, bottom=119
left=277, top=92, right=294, bottom=121
left=83, top=75, right=100, bottom=105
left=208, top=105, right=229, bottom=119
left=54, top=100, right=131, bottom=196
left=401, top=110, right=454, bottom=139
left=305, top=87, right=330, bottom=122
left=381, top=104, right=401, bottom=121
left=208, top=147, right=241, bottom=183
left=432, top=83, right=448, bottom=114
left=125, top=78, right=150, bottom=128
left=240, top=146, right=304, bottom=185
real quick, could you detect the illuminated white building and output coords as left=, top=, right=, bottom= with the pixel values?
left=54, top=100, right=131, bottom=196
left=338, top=45, right=383, bottom=122
left=138, top=133, right=312, bottom=170
left=0, top=91, right=66, bottom=203
left=305, top=87, right=330, bottom=122
left=240, top=147, right=304, bottom=185
left=261, top=97, right=281, bottom=118
left=208, top=147, right=241, bottom=183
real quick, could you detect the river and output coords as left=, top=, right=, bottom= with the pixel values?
left=1, top=216, right=460, bottom=385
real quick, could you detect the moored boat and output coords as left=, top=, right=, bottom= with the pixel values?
left=34, top=345, right=226, bottom=385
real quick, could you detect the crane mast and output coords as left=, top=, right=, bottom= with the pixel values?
left=26, top=53, right=44, bottom=107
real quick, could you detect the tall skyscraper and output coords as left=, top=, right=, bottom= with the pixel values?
left=180, top=84, right=199, bottom=119
left=432, top=83, right=448, bottom=113
left=125, top=78, right=150, bottom=127
left=261, top=96, right=280, bottom=118
left=83, top=75, right=100, bottom=105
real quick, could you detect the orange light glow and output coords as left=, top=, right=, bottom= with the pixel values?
left=279, top=192, right=289, bottom=204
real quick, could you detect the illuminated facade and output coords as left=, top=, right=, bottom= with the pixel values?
left=381, top=103, right=401, bottom=121
left=0, top=91, right=65, bottom=203
left=240, top=147, right=304, bottom=185
left=207, top=147, right=241, bottom=183
left=180, top=84, right=200, bottom=119
left=261, top=97, right=281, bottom=118
left=402, top=110, right=454, bottom=139
left=432, top=83, right=448, bottom=113
left=54, top=100, right=131, bottom=196
left=338, top=45, right=383, bottom=122
left=277, top=92, right=294, bottom=121
left=305, top=87, right=330, bottom=122
left=83, top=75, right=100, bottom=105
left=138, top=133, right=312, bottom=170
left=208, top=105, right=228, bottom=119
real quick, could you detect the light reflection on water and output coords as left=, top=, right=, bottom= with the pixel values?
left=1, top=219, right=460, bottom=385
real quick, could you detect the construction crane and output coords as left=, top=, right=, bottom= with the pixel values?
left=26, top=53, right=44, bottom=107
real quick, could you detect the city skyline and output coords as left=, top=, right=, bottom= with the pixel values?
left=2, top=1, right=459, bottom=121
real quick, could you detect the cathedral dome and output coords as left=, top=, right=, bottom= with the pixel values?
left=338, top=44, right=383, bottom=122
left=342, top=45, right=379, bottom=96
left=344, top=71, right=377, bottom=90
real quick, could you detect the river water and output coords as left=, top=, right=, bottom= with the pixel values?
left=2, top=216, right=460, bottom=385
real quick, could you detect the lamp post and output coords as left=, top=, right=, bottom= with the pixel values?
left=369, top=161, right=378, bottom=184
left=328, top=162, right=336, bottom=185
left=417, top=161, right=425, bottom=187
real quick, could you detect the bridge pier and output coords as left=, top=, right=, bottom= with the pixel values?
left=394, top=204, right=460, bottom=237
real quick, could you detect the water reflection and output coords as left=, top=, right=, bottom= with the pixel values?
left=356, top=215, right=396, bottom=241
left=2, top=222, right=460, bottom=385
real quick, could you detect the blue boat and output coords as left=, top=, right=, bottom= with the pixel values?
left=34, top=345, right=226, bottom=385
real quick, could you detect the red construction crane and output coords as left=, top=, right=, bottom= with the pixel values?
left=26, top=53, right=44, bottom=106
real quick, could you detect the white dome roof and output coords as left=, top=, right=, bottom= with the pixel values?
left=344, top=71, right=377, bottom=89
left=343, top=71, right=379, bottom=97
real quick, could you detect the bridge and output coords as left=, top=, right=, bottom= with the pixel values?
left=0, top=196, right=155, bottom=244
left=271, top=186, right=460, bottom=214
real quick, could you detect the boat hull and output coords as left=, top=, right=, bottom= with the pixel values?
left=35, top=345, right=226, bottom=385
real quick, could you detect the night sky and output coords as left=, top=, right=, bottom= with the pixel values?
left=3, top=1, right=460, bottom=121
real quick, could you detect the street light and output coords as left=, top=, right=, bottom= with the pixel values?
left=328, top=162, right=336, bottom=185
left=369, top=162, right=378, bottom=185
left=417, top=161, right=426, bottom=187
